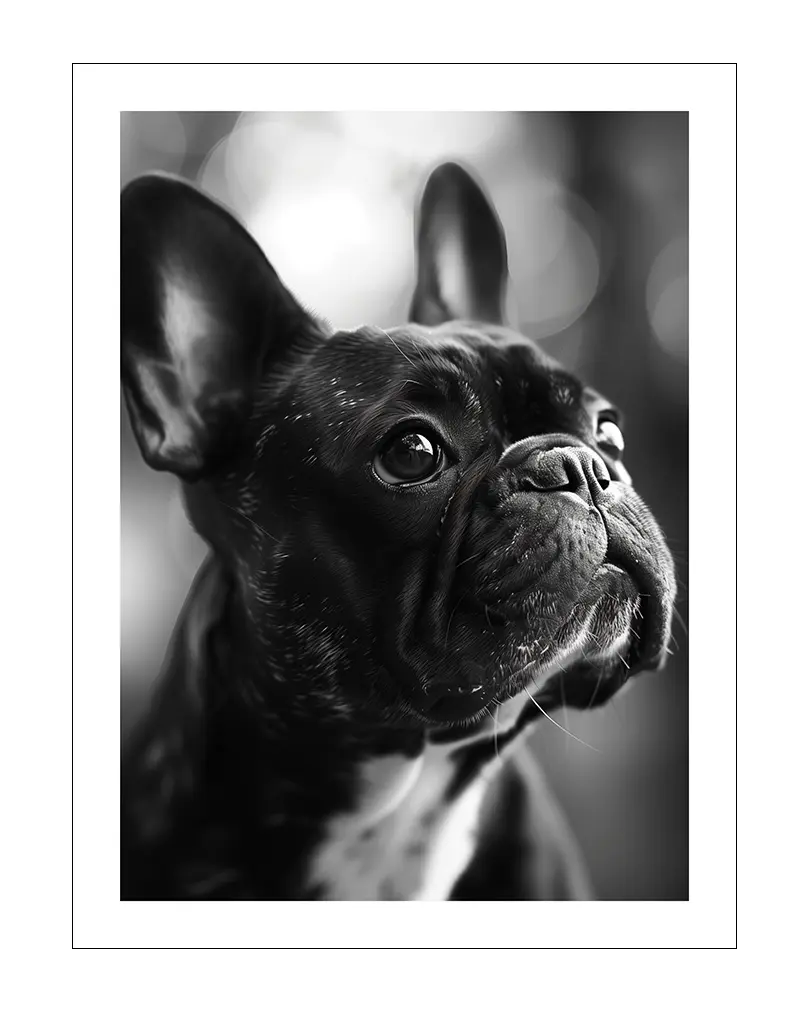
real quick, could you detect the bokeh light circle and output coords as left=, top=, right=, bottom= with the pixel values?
left=499, top=185, right=601, bottom=339
left=199, top=117, right=413, bottom=327
left=646, top=236, right=689, bottom=361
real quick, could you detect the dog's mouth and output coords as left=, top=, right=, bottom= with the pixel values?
left=408, top=553, right=670, bottom=728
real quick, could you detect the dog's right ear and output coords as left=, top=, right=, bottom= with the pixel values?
left=410, top=162, right=509, bottom=327
left=121, top=173, right=325, bottom=480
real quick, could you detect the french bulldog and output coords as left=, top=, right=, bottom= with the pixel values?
left=120, top=161, right=676, bottom=900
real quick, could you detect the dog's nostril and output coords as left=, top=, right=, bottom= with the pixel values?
left=592, top=457, right=611, bottom=490
left=518, top=473, right=571, bottom=494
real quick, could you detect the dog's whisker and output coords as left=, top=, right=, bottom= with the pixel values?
left=443, top=593, right=467, bottom=649
left=587, top=668, right=605, bottom=708
left=383, top=329, right=416, bottom=368
left=671, top=609, right=688, bottom=637
left=522, top=685, right=600, bottom=753
left=493, top=703, right=501, bottom=763
left=559, top=674, right=570, bottom=753
left=222, top=502, right=279, bottom=543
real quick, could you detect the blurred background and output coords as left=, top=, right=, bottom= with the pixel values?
left=120, top=111, right=688, bottom=900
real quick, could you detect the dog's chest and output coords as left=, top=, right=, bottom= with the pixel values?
left=306, top=745, right=491, bottom=900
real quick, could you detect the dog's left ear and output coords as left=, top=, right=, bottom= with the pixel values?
left=121, top=173, right=326, bottom=480
left=410, top=162, right=509, bottom=327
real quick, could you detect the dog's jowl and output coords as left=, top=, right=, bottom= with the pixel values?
left=120, top=163, right=676, bottom=900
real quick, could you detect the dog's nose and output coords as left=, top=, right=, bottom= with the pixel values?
left=516, top=446, right=611, bottom=507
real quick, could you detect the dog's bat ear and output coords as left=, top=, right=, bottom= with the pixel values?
left=121, top=173, right=326, bottom=480
left=410, top=162, right=509, bottom=327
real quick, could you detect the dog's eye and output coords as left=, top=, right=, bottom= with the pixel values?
left=374, top=432, right=444, bottom=486
left=597, top=419, right=625, bottom=457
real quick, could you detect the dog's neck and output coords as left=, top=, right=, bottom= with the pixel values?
left=123, top=555, right=545, bottom=897
left=147, top=554, right=424, bottom=795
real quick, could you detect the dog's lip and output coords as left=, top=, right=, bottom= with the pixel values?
left=594, top=559, right=654, bottom=670
left=601, top=541, right=671, bottom=672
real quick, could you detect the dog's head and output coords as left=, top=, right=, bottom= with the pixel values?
left=121, top=163, right=676, bottom=729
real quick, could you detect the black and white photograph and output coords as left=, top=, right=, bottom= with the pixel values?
left=62, top=59, right=744, bottom=964
left=120, top=109, right=688, bottom=902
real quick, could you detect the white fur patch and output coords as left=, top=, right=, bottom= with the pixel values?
left=307, top=744, right=497, bottom=901
left=414, top=774, right=487, bottom=901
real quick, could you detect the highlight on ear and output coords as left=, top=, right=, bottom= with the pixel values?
left=410, top=162, right=509, bottom=327
left=121, top=173, right=324, bottom=479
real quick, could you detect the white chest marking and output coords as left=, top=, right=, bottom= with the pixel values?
left=307, top=745, right=495, bottom=901
left=413, top=773, right=488, bottom=901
